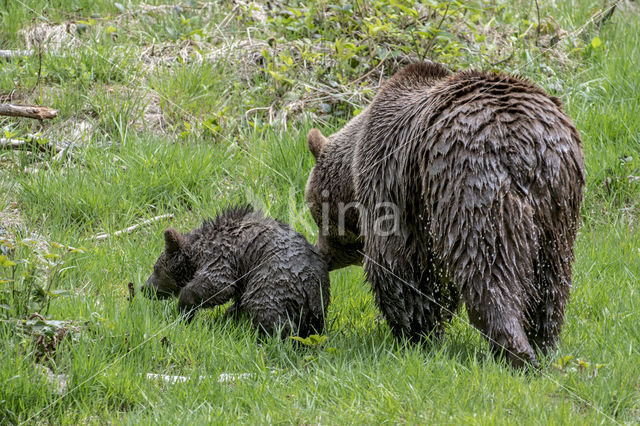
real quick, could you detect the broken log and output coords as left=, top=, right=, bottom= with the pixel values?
left=0, top=103, right=58, bottom=120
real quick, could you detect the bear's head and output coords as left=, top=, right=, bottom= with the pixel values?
left=141, top=228, right=195, bottom=299
left=305, top=126, right=365, bottom=270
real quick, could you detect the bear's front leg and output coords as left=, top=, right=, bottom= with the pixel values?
left=177, top=267, right=237, bottom=321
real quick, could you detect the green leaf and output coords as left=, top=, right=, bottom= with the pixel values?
left=290, top=336, right=312, bottom=346
left=591, top=36, right=602, bottom=49
left=0, top=255, right=16, bottom=268
left=577, top=359, right=590, bottom=369
left=307, top=334, right=327, bottom=345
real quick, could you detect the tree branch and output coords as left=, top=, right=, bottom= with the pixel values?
left=0, top=103, right=58, bottom=120
left=91, top=214, right=174, bottom=242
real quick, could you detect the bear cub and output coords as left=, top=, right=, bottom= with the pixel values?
left=141, top=205, right=330, bottom=338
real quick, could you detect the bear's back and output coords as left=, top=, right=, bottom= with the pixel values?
left=234, top=216, right=330, bottom=321
left=418, top=70, right=584, bottom=203
left=356, top=66, right=584, bottom=206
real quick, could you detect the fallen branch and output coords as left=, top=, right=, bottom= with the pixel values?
left=145, top=369, right=276, bottom=385
left=0, top=49, right=34, bottom=60
left=0, top=103, right=58, bottom=120
left=91, top=214, right=174, bottom=242
left=0, top=137, right=62, bottom=153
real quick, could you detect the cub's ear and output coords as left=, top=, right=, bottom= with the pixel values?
left=307, top=128, right=327, bottom=160
left=164, top=228, right=186, bottom=254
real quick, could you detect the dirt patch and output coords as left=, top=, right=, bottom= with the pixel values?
left=0, top=205, right=49, bottom=252
left=0, top=197, right=25, bottom=244
left=35, top=118, right=96, bottom=149
left=36, top=365, right=68, bottom=395
left=20, top=23, right=79, bottom=54
left=64, top=118, right=94, bottom=143
left=139, top=94, right=167, bottom=135
left=0, top=202, right=23, bottom=232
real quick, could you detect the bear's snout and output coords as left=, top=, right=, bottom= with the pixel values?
left=140, top=277, right=177, bottom=300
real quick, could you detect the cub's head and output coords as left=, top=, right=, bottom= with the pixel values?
left=141, top=228, right=195, bottom=299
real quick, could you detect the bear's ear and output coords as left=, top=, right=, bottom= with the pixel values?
left=164, top=228, right=186, bottom=254
left=307, top=128, right=327, bottom=160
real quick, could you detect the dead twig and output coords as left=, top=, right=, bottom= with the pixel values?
left=127, top=282, right=135, bottom=301
left=423, top=3, right=450, bottom=58
left=0, top=137, right=62, bottom=153
left=0, top=91, right=16, bottom=103
left=595, top=1, right=618, bottom=30
left=90, top=214, right=174, bottom=242
left=535, top=0, right=541, bottom=39
left=34, top=41, right=44, bottom=94
left=349, top=51, right=391, bottom=86
left=0, top=103, right=58, bottom=120
left=575, top=1, right=620, bottom=38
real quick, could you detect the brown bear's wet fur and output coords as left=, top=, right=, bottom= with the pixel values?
left=141, top=205, right=330, bottom=338
left=305, top=62, right=585, bottom=368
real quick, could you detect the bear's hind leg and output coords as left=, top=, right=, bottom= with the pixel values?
left=444, top=192, right=540, bottom=368
left=250, top=308, right=296, bottom=338
left=415, top=252, right=461, bottom=339
left=465, top=292, right=537, bottom=369
left=527, top=233, right=573, bottom=355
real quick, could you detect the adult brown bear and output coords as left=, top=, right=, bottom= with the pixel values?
left=304, top=62, right=585, bottom=368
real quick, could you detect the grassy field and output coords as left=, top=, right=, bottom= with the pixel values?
left=1, top=0, right=639, bottom=423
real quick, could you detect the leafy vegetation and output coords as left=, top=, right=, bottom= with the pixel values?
left=1, top=0, right=639, bottom=423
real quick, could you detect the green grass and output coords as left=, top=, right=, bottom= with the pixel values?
left=1, top=0, right=639, bottom=423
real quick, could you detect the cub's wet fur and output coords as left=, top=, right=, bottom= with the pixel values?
left=142, top=205, right=330, bottom=338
